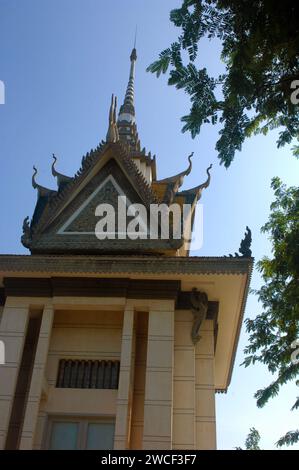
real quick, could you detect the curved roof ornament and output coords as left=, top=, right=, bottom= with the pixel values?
left=51, top=154, right=72, bottom=189
left=32, top=165, right=38, bottom=189
left=158, top=152, right=194, bottom=187
left=179, top=164, right=213, bottom=201
left=32, top=165, right=56, bottom=198
left=51, top=154, right=59, bottom=177
left=196, top=163, right=212, bottom=193
left=186, top=152, right=193, bottom=174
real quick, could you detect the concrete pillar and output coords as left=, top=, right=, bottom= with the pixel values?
left=195, top=319, right=216, bottom=449
left=19, top=304, right=54, bottom=449
left=129, top=311, right=148, bottom=449
left=143, top=301, right=174, bottom=450
left=173, top=309, right=196, bottom=449
left=0, top=298, right=30, bottom=449
left=114, top=305, right=136, bottom=449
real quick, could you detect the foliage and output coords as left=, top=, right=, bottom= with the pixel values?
left=147, top=0, right=299, bottom=167
left=236, top=427, right=261, bottom=450
left=242, top=178, right=299, bottom=446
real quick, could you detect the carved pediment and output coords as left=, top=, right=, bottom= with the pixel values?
left=29, top=158, right=179, bottom=254
left=59, top=176, right=125, bottom=234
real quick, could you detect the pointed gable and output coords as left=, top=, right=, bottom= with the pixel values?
left=59, top=174, right=124, bottom=235
left=26, top=143, right=180, bottom=254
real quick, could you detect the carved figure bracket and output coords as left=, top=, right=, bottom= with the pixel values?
left=190, top=287, right=208, bottom=345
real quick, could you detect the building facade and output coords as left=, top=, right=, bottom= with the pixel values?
left=0, top=48, right=253, bottom=450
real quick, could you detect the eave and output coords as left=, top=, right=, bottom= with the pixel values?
left=0, top=254, right=253, bottom=391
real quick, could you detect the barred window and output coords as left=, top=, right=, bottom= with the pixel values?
left=56, top=359, right=120, bottom=389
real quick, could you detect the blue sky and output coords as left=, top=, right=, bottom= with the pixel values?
left=0, top=0, right=298, bottom=449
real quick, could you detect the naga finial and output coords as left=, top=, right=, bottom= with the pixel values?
left=192, top=163, right=213, bottom=196
left=31, top=164, right=57, bottom=198
left=202, top=163, right=212, bottom=189
left=180, top=151, right=194, bottom=179
left=176, top=162, right=212, bottom=204
left=158, top=151, right=195, bottom=189
left=51, top=153, right=72, bottom=188
left=32, top=166, right=38, bottom=188
left=186, top=151, right=194, bottom=176
left=52, top=153, right=58, bottom=177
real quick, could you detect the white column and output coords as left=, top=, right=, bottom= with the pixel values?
left=0, top=298, right=30, bottom=449
left=19, top=305, right=54, bottom=450
left=114, top=305, right=136, bottom=449
left=143, top=300, right=174, bottom=450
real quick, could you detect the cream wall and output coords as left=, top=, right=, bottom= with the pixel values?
left=45, top=309, right=123, bottom=387
left=1, top=298, right=217, bottom=450
left=34, top=308, right=123, bottom=449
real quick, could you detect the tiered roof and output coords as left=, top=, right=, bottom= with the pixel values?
left=22, top=48, right=212, bottom=256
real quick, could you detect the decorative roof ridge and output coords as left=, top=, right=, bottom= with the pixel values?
left=0, top=254, right=254, bottom=276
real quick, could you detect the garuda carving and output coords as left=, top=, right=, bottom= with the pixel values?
left=190, top=288, right=208, bottom=345
left=226, top=226, right=252, bottom=258
left=238, top=226, right=252, bottom=257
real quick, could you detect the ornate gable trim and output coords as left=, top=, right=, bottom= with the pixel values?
left=30, top=142, right=158, bottom=239
left=57, top=173, right=148, bottom=236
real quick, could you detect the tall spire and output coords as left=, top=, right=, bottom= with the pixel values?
left=117, top=46, right=141, bottom=151
left=118, top=47, right=137, bottom=124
